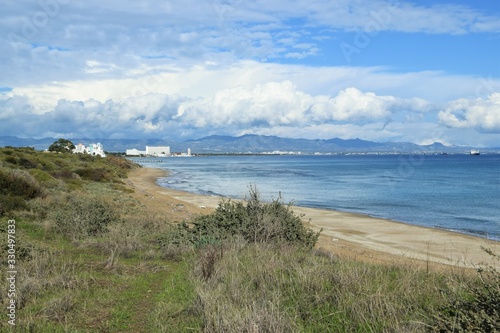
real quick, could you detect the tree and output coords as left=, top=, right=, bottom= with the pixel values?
left=48, top=138, right=75, bottom=153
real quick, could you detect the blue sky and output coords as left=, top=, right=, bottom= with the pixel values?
left=1, top=0, right=500, bottom=147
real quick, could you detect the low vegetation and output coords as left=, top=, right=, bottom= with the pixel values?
left=0, top=146, right=498, bottom=332
left=50, top=193, right=119, bottom=239
left=160, top=187, right=320, bottom=249
left=431, top=249, right=500, bottom=332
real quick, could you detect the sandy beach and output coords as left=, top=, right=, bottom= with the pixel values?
left=127, top=166, right=499, bottom=269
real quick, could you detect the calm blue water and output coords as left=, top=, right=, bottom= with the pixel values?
left=132, top=154, right=500, bottom=240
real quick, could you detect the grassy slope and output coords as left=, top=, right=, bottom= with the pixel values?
left=0, top=148, right=498, bottom=332
left=0, top=148, right=202, bottom=332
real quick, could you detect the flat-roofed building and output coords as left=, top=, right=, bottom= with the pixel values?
left=125, top=146, right=171, bottom=156
left=125, top=148, right=146, bottom=156
left=146, top=146, right=170, bottom=156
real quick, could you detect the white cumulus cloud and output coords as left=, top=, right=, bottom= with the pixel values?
left=0, top=81, right=432, bottom=140
left=438, top=93, right=500, bottom=132
left=175, top=82, right=428, bottom=132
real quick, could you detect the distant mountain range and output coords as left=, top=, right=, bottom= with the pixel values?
left=1, top=134, right=498, bottom=154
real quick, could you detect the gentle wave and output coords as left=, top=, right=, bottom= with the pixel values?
left=133, top=154, right=500, bottom=241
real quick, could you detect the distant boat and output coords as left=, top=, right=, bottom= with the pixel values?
left=470, top=149, right=480, bottom=155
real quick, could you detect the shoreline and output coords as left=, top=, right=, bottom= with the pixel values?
left=127, top=166, right=499, bottom=268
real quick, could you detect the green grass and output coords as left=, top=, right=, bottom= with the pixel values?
left=0, top=147, right=498, bottom=332
left=148, top=262, right=203, bottom=332
left=187, top=242, right=450, bottom=332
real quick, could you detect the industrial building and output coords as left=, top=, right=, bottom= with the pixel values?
left=126, top=146, right=171, bottom=157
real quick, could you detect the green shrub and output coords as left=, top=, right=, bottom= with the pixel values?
left=18, top=157, right=38, bottom=169
left=104, top=156, right=135, bottom=179
left=430, top=248, right=500, bottom=332
left=50, top=169, right=76, bottom=180
left=0, top=168, right=45, bottom=199
left=74, top=168, right=109, bottom=182
left=4, top=156, right=18, bottom=165
left=0, top=148, right=136, bottom=186
left=53, top=158, right=70, bottom=169
left=0, top=194, right=27, bottom=216
left=0, top=225, right=33, bottom=262
left=29, top=169, right=53, bottom=182
left=158, top=222, right=194, bottom=247
left=28, top=169, right=60, bottom=191
left=163, top=187, right=321, bottom=249
left=50, top=194, right=119, bottom=239
left=78, top=154, right=94, bottom=162
left=0, top=168, right=46, bottom=215
left=27, top=197, right=52, bottom=220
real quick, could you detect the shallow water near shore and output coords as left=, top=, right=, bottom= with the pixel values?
left=132, top=154, right=500, bottom=241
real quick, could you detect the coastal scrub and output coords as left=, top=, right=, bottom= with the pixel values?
left=160, top=187, right=321, bottom=249
left=0, top=147, right=498, bottom=332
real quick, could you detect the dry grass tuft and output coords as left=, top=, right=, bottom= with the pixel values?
left=189, top=241, right=457, bottom=332
left=39, top=292, right=76, bottom=322
left=4, top=250, right=82, bottom=311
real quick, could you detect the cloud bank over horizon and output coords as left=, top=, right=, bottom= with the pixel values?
left=3, top=78, right=500, bottom=146
left=1, top=0, right=500, bottom=146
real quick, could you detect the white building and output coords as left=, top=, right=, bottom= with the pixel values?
left=87, top=143, right=106, bottom=157
left=73, top=143, right=86, bottom=154
left=125, top=148, right=146, bottom=156
left=125, top=146, right=171, bottom=157
left=146, top=146, right=170, bottom=156
left=173, top=148, right=193, bottom=157
left=73, top=142, right=106, bottom=157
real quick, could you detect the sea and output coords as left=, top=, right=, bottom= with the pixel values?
left=132, top=154, right=500, bottom=241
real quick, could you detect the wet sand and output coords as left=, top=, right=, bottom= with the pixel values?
left=127, top=167, right=499, bottom=268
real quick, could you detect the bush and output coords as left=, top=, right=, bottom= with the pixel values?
left=29, top=169, right=55, bottom=183
left=3, top=155, right=17, bottom=165
left=0, top=225, right=33, bottom=262
left=163, top=187, right=321, bottom=249
left=74, top=168, right=109, bottom=182
left=0, top=168, right=46, bottom=215
left=28, top=169, right=61, bottom=189
left=105, top=156, right=135, bottom=178
left=18, top=157, right=38, bottom=169
left=0, top=168, right=45, bottom=199
left=50, top=194, right=119, bottom=239
left=0, top=194, right=27, bottom=215
left=430, top=248, right=500, bottom=332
